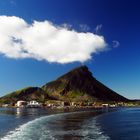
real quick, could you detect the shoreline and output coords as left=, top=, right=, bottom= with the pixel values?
left=0, top=105, right=118, bottom=117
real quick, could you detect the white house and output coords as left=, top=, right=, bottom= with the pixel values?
left=27, top=100, right=41, bottom=107
left=17, top=101, right=27, bottom=107
left=102, top=104, right=109, bottom=107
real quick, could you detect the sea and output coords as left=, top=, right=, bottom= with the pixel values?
left=0, top=107, right=140, bottom=140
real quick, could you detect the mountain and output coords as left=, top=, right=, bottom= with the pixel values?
left=42, top=66, right=128, bottom=102
left=0, top=87, right=49, bottom=104
left=0, top=66, right=128, bottom=104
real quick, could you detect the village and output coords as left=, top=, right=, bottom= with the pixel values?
left=0, top=99, right=129, bottom=109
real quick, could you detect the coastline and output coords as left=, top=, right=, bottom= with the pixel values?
left=0, top=105, right=118, bottom=118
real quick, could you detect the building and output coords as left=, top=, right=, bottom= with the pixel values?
left=17, top=101, right=27, bottom=107
left=27, top=100, right=41, bottom=108
left=2, top=104, right=9, bottom=107
left=45, top=100, right=70, bottom=107
left=102, top=104, right=109, bottom=107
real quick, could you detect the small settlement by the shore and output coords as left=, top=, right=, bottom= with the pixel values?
left=0, top=100, right=128, bottom=109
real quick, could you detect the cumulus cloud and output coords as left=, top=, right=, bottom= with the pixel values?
left=112, top=40, right=120, bottom=48
left=0, top=16, right=107, bottom=64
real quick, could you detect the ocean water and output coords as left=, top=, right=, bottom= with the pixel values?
left=0, top=107, right=140, bottom=140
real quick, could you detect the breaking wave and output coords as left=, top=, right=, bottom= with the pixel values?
left=1, top=112, right=110, bottom=140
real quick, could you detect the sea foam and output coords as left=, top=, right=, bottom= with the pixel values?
left=1, top=112, right=110, bottom=140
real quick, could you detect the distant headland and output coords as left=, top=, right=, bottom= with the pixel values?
left=0, top=66, right=139, bottom=108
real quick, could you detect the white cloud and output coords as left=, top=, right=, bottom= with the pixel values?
left=79, top=24, right=90, bottom=32
left=95, top=24, right=102, bottom=34
left=112, top=40, right=120, bottom=48
left=0, top=16, right=107, bottom=64
left=61, top=23, right=72, bottom=30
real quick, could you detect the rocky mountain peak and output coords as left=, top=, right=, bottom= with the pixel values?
left=57, top=65, right=93, bottom=83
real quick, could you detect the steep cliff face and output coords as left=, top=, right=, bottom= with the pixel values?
left=42, top=66, right=128, bottom=102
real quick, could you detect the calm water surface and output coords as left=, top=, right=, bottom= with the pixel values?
left=0, top=107, right=140, bottom=140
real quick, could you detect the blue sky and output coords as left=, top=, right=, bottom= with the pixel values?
left=0, top=0, right=140, bottom=99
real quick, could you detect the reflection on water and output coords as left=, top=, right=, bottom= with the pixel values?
left=0, top=107, right=48, bottom=137
left=0, top=107, right=113, bottom=140
left=1, top=107, right=140, bottom=140
left=16, top=108, right=22, bottom=117
left=15, top=107, right=46, bottom=117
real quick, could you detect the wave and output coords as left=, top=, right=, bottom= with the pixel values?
left=81, top=118, right=110, bottom=140
left=1, top=111, right=110, bottom=140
